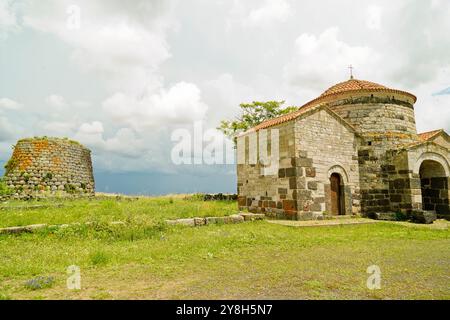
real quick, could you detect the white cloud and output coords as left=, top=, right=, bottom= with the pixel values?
left=366, top=5, right=382, bottom=30
left=75, top=121, right=143, bottom=156
left=22, top=0, right=173, bottom=93
left=247, top=0, right=291, bottom=27
left=41, top=121, right=76, bottom=136
left=227, top=0, right=291, bottom=30
left=0, top=116, right=16, bottom=141
left=78, top=121, right=104, bottom=135
left=284, top=27, right=380, bottom=97
left=103, top=82, right=208, bottom=131
left=0, top=98, right=22, bottom=111
left=0, top=0, right=18, bottom=38
left=46, top=94, right=68, bottom=108
left=203, top=74, right=254, bottom=122
left=74, top=121, right=170, bottom=171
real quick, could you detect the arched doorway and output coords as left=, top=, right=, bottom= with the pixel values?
left=330, top=173, right=344, bottom=215
left=419, top=160, right=449, bottom=216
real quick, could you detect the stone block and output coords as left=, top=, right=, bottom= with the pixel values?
left=194, top=218, right=206, bottom=226
left=389, top=194, right=402, bottom=202
left=228, top=214, right=245, bottom=223
left=166, top=218, right=195, bottom=226
left=305, top=167, right=316, bottom=177
left=297, top=158, right=313, bottom=167
left=393, top=178, right=406, bottom=189
left=282, top=200, right=297, bottom=211
left=296, top=189, right=312, bottom=200
left=410, top=210, right=437, bottom=224
left=240, top=213, right=266, bottom=221
left=238, top=196, right=247, bottom=206
left=285, top=167, right=297, bottom=177
left=307, top=181, right=318, bottom=190
left=370, top=212, right=397, bottom=221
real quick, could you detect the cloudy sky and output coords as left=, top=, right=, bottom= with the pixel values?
left=0, top=0, right=449, bottom=194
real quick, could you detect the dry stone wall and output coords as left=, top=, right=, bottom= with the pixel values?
left=3, top=137, right=94, bottom=199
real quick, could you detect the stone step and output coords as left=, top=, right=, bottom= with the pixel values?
left=322, top=214, right=357, bottom=220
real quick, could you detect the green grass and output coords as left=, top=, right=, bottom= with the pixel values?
left=0, top=196, right=449, bottom=300
left=0, top=195, right=238, bottom=228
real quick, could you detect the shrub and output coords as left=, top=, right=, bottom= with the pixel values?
left=184, top=193, right=205, bottom=201
left=0, top=178, right=13, bottom=196
left=64, top=183, right=77, bottom=193
left=394, top=211, right=408, bottom=221
left=90, top=251, right=110, bottom=266
left=4, top=158, right=17, bottom=175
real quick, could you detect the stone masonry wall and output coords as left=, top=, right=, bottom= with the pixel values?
left=237, top=121, right=298, bottom=219
left=3, top=137, right=95, bottom=199
left=294, top=109, right=361, bottom=219
left=330, top=98, right=421, bottom=216
left=404, top=144, right=450, bottom=218
left=331, top=102, right=417, bottom=137
left=237, top=108, right=362, bottom=220
left=375, top=143, right=450, bottom=218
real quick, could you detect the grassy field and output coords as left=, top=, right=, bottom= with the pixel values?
left=0, top=196, right=449, bottom=300
left=0, top=195, right=237, bottom=228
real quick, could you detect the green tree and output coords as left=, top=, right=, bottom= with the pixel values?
left=217, top=100, right=297, bottom=141
left=0, top=178, right=12, bottom=196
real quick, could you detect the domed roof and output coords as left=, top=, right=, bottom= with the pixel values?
left=251, top=78, right=417, bottom=131
left=299, top=78, right=417, bottom=110
left=320, top=79, right=388, bottom=97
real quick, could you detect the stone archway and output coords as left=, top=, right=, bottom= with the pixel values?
left=419, top=160, right=449, bottom=217
left=326, top=165, right=350, bottom=215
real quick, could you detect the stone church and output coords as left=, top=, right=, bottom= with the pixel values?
left=236, top=77, right=450, bottom=220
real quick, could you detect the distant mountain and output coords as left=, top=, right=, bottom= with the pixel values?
left=94, top=170, right=236, bottom=196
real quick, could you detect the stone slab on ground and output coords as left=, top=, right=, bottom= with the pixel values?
left=166, top=218, right=196, bottom=226
left=370, top=212, right=398, bottom=221
left=0, top=224, right=47, bottom=234
left=0, top=221, right=127, bottom=235
left=166, top=212, right=264, bottom=227
left=0, top=204, right=66, bottom=211
left=267, top=218, right=378, bottom=228
left=409, top=210, right=437, bottom=224
left=240, top=213, right=266, bottom=221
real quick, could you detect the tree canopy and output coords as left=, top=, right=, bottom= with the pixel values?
left=217, top=100, right=297, bottom=140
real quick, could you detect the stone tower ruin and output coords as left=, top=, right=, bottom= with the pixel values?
left=3, top=137, right=95, bottom=198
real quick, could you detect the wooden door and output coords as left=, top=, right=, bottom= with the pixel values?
left=330, top=173, right=341, bottom=215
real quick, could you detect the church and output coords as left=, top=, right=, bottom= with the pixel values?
left=236, top=76, right=450, bottom=220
